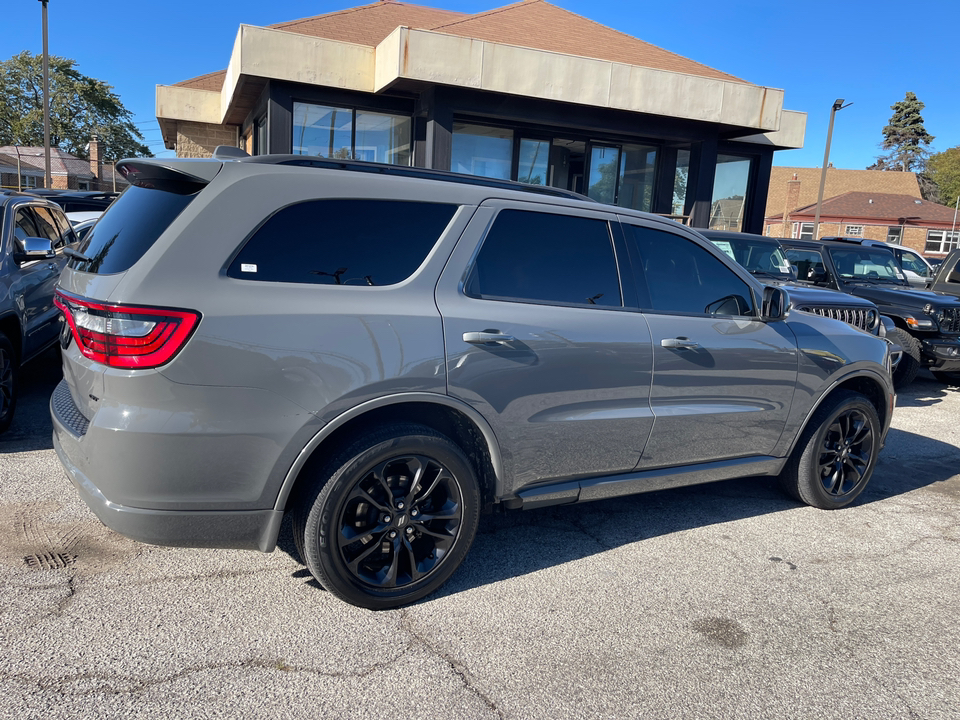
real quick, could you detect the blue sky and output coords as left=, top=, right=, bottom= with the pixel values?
left=3, top=0, right=958, bottom=172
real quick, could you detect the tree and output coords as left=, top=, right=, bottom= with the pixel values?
left=870, top=92, right=934, bottom=173
left=0, top=51, right=151, bottom=160
left=928, top=147, right=960, bottom=209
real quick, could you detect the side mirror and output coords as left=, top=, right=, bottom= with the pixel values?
left=14, top=237, right=56, bottom=263
left=760, top=286, right=790, bottom=322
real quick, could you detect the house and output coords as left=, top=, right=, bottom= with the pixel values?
left=155, top=0, right=806, bottom=233
left=766, top=191, right=960, bottom=257
left=0, top=138, right=127, bottom=192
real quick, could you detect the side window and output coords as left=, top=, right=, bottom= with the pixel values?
left=899, top=251, right=929, bottom=277
left=622, top=224, right=754, bottom=316
left=785, top=248, right=830, bottom=284
left=227, top=200, right=457, bottom=286
left=13, top=208, right=40, bottom=249
left=465, top=209, right=621, bottom=308
left=34, top=206, right=72, bottom=249
left=30, top=206, right=63, bottom=248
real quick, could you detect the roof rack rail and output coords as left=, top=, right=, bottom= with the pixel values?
left=242, top=154, right=594, bottom=202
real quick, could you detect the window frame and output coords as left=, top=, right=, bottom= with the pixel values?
left=292, top=101, right=413, bottom=166
left=844, top=224, right=864, bottom=237
left=926, top=229, right=960, bottom=254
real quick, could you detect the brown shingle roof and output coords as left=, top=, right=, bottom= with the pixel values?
left=430, top=0, right=742, bottom=81
left=0, top=146, right=94, bottom=178
left=784, top=192, right=958, bottom=225
left=175, top=0, right=745, bottom=90
left=765, top=166, right=921, bottom=219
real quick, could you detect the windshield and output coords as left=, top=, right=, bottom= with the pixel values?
left=708, top=237, right=793, bottom=280
left=829, top=247, right=907, bottom=284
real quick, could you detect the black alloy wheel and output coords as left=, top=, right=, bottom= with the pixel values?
left=294, top=424, right=481, bottom=609
left=780, top=389, right=881, bottom=509
left=0, top=333, right=18, bottom=434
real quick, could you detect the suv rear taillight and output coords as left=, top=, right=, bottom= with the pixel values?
left=54, top=289, right=200, bottom=369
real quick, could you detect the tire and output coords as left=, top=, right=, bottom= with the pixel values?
left=293, top=424, right=481, bottom=610
left=931, top=370, right=960, bottom=386
left=0, top=333, right=19, bottom=435
left=887, top=327, right=920, bottom=389
left=779, top=390, right=881, bottom=510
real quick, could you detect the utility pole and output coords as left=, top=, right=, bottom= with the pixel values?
left=40, top=0, right=52, bottom=189
left=813, top=99, right=852, bottom=239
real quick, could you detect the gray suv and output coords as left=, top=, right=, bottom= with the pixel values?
left=52, top=154, right=895, bottom=609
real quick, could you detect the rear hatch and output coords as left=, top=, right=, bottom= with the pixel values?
left=55, top=159, right=221, bottom=422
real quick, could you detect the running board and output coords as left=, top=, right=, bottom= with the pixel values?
left=509, top=456, right=786, bottom=510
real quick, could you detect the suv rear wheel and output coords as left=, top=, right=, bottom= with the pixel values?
left=293, top=424, right=481, bottom=610
left=0, top=333, right=18, bottom=434
left=887, top=328, right=920, bottom=388
left=780, top=390, right=880, bottom=509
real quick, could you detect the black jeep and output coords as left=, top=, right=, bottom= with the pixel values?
left=780, top=236, right=960, bottom=387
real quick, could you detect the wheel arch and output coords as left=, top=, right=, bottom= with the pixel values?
left=786, top=370, right=891, bottom=459
left=0, top=312, right=23, bottom=362
left=275, top=393, right=504, bottom=514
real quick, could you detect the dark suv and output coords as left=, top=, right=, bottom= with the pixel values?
left=52, top=153, right=894, bottom=609
left=780, top=236, right=960, bottom=387
left=0, top=191, right=76, bottom=432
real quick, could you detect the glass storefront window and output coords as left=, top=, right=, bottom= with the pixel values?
left=710, top=154, right=752, bottom=231
left=452, top=123, right=513, bottom=180
left=673, top=149, right=690, bottom=216
left=293, top=103, right=352, bottom=158
left=355, top=110, right=411, bottom=165
left=587, top=145, right=619, bottom=205
left=518, top=139, right=550, bottom=185
left=617, top=144, right=657, bottom=212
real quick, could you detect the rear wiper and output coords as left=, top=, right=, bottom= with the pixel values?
left=64, top=247, right=92, bottom=263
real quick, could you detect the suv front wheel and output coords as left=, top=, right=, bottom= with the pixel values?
left=294, top=424, right=481, bottom=610
left=780, top=390, right=881, bottom=509
left=887, top=328, right=920, bottom=388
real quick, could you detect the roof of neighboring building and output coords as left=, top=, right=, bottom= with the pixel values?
left=770, top=191, right=957, bottom=225
left=176, top=0, right=743, bottom=92
left=765, top=166, right=922, bottom=219
left=0, top=146, right=95, bottom=179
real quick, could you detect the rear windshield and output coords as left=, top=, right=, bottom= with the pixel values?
left=69, top=185, right=196, bottom=274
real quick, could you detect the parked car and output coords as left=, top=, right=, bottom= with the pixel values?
left=0, top=190, right=76, bottom=432
left=29, top=190, right=118, bottom=213
left=699, top=230, right=889, bottom=337
left=822, top=236, right=935, bottom=289
left=52, top=152, right=895, bottom=609
left=65, top=211, right=103, bottom=243
left=780, top=236, right=960, bottom=388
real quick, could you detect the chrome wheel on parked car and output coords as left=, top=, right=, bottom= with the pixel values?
left=294, top=424, right=480, bottom=609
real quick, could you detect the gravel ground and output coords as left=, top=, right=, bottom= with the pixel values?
left=1, top=350, right=958, bottom=720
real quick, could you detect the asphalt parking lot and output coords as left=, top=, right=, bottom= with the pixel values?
left=1, top=350, right=958, bottom=720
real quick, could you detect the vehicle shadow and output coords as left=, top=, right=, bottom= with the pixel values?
left=276, top=425, right=960, bottom=602
left=0, top=346, right=62, bottom=454
left=895, top=371, right=960, bottom=408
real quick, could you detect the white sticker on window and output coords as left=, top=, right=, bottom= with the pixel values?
left=240, top=263, right=258, bottom=273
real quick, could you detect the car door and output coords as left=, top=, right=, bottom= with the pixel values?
left=619, top=220, right=799, bottom=468
left=435, top=201, right=655, bottom=494
left=13, top=205, right=68, bottom=356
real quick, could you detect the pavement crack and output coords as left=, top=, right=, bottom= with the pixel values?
left=399, top=609, right=503, bottom=718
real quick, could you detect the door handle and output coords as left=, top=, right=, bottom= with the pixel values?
left=463, top=331, right=515, bottom=345
left=660, top=337, right=700, bottom=350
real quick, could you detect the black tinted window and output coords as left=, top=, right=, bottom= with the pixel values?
left=785, top=248, right=831, bottom=283
left=623, top=224, right=754, bottom=316
left=466, top=210, right=621, bottom=307
left=72, top=185, right=196, bottom=274
left=227, top=200, right=457, bottom=286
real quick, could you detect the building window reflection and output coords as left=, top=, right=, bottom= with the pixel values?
left=452, top=123, right=513, bottom=180
left=293, top=102, right=411, bottom=164
left=710, top=154, right=752, bottom=231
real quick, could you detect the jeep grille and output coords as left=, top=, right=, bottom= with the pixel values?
left=796, top=305, right=877, bottom=334
left=937, top=307, right=960, bottom=334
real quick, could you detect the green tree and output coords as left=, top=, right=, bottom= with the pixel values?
left=928, top=147, right=960, bottom=209
left=870, top=92, right=934, bottom=173
left=0, top=51, right=151, bottom=159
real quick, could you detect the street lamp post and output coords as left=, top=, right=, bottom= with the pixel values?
left=813, top=99, right=852, bottom=239
left=39, top=0, right=51, bottom=189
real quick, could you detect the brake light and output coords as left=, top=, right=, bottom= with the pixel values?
left=54, top=289, right=200, bottom=369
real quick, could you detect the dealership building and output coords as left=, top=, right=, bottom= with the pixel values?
left=156, top=0, right=806, bottom=234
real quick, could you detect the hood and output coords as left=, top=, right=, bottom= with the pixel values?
left=843, top=281, right=960, bottom=308
left=782, top=282, right=875, bottom=308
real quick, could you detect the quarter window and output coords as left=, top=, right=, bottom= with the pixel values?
left=227, top=200, right=457, bottom=286
left=622, top=224, right=754, bottom=316
left=465, top=210, right=621, bottom=308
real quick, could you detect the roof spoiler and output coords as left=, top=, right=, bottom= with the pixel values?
left=116, top=158, right=221, bottom=195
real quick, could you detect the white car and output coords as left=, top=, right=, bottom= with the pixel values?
left=66, top=211, right=102, bottom=242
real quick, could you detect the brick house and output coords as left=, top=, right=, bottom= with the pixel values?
left=0, top=139, right=127, bottom=192
left=155, top=0, right=807, bottom=233
left=766, top=191, right=960, bottom=258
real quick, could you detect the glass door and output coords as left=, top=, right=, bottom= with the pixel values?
left=586, top=143, right=658, bottom=211
left=586, top=144, right=621, bottom=205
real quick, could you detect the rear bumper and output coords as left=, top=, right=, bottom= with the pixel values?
left=53, top=429, right=283, bottom=552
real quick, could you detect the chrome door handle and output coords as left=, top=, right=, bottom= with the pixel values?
left=660, top=337, right=700, bottom=350
left=463, top=331, right=515, bottom=345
